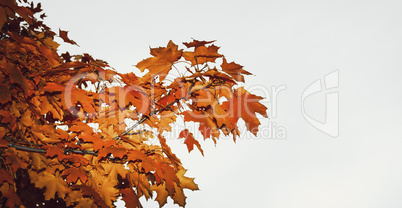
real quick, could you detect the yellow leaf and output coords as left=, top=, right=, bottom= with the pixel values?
left=176, top=169, right=199, bottom=191
left=151, top=183, right=168, bottom=208
left=31, top=171, right=69, bottom=200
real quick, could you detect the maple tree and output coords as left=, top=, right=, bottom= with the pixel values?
left=0, top=0, right=268, bottom=207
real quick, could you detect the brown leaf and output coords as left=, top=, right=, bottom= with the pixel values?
left=59, top=29, right=78, bottom=45
left=120, top=188, right=139, bottom=208
left=0, top=84, right=11, bottom=104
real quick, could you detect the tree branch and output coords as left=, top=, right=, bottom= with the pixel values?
left=5, top=136, right=97, bottom=156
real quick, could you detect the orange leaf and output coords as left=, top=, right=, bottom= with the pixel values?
left=183, top=39, right=215, bottom=48
left=222, top=87, right=268, bottom=135
left=182, top=44, right=222, bottom=65
left=0, top=169, right=13, bottom=185
left=182, top=110, right=219, bottom=140
left=45, top=146, right=65, bottom=161
left=98, top=147, right=127, bottom=159
left=179, top=129, right=204, bottom=156
left=30, top=170, right=69, bottom=200
left=62, top=167, right=88, bottom=183
left=221, top=57, right=252, bottom=82
left=151, top=183, right=169, bottom=208
left=136, top=40, right=182, bottom=82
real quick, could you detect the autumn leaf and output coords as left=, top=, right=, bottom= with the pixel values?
left=182, top=44, right=222, bottom=65
left=30, top=170, right=69, bottom=200
left=151, top=183, right=169, bottom=208
left=221, top=57, right=252, bottom=82
left=179, top=129, right=204, bottom=156
left=0, top=169, right=13, bottom=185
left=136, top=40, right=183, bottom=82
left=0, top=1, right=267, bottom=206
left=78, top=184, right=108, bottom=208
left=45, top=145, right=66, bottom=160
left=0, top=84, right=11, bottom=104
left=183, top=39, right=215, bottom=48
left=176, top=169, right=199, bottom=191
left=120, top=188, right=139, bottom=208
left=3, top=189, right=23, bottom=208
left=59, top=29, right=78, bottom=45
left=98, top=147, right=127, bottom=159
left=62, top=167, right=88, bottom=183
left=222, top=87, right=268, bottom=135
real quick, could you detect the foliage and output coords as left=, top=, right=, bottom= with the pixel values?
left=0, top=0, right=267, bottom=207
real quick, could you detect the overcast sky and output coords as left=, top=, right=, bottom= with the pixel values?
left=40, top=0, right=402, bottom=207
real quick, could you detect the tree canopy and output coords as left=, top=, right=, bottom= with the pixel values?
left=0, top=0, right=267, bottom=207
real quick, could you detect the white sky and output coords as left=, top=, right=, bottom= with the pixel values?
left=40, top=0, right=402, bottom=207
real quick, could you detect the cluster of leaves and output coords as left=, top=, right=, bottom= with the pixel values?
left=0, top=0, right=267, bottom=207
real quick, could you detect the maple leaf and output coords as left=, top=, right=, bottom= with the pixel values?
left=0, top=169, right=13, bottom=185
left=5, top=151, right=28, bottom=172
left=158, top=135, right=182, bottom=170
left=172, top=183, right=186, bottom=207
left=0, top=2, right=268, bottom=206
left=99, top=178, right=119, bottom=207
left=101, top=162, right=128, bottom=183
left=78, top=184, right=108, bottom=208
left=183, top=39, right=215, bottom=48
left=0, top=84, right=11, bottom=104
left=127, top=150, right=155, bottom=173
left=222, top=87, right=268, bottom=135
left=30, top=170, right=70, bottom=200
left=182, top=44, right=222, bottom=65
left=120, top=188, right=139, bottom=208
left=136, top=40, right=183, bottom=82
left=151, top=183, right=169, bottom=208
left=176, top=169, right=199, bottom=191
left=182, top=110, right=219, bottom=140
left=62, top=167, right=88, bottom=183
left=45, top=145, right=66, bottom=160
left=98, top=147, right=127, bottom=159
left=179, top=129, right=204, bottom=156
left=221, top=57, right=252, bottom=82
left=3, top=189, right=23, bottom=208
left=59, top=29, right=78, bottom=45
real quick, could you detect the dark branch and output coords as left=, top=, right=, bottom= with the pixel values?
left=5, top=136, right=98, bottom=156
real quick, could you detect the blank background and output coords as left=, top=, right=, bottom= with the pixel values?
left=40, top=0, right=402, bottom=207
